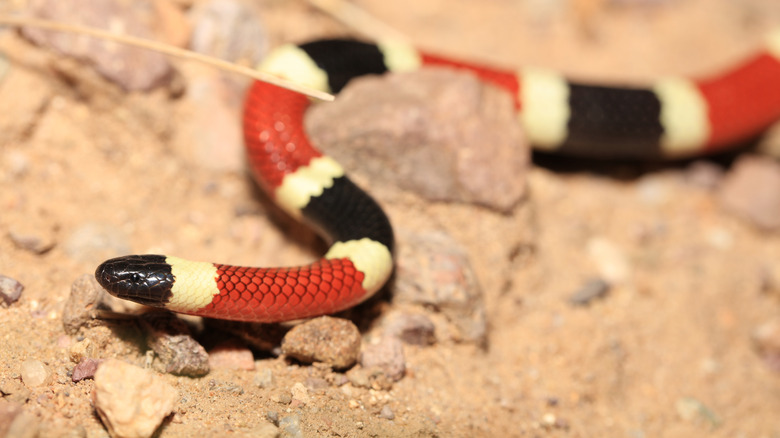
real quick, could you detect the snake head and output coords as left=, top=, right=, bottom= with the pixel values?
left=95, top=255, right=174, bottom=307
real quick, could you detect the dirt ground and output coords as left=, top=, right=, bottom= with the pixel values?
left=2, top=0, right=780, bottom=436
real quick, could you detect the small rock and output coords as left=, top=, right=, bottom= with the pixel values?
left=0, top=274, right=24, bottom=306
left=394, top=230, right=487, bottom=345
left=382, top=312, right=436, bottom=346
left=142, top=316, right=210, bottom=377
left=22, top=0, right=174, bottom=91
left=587, top=237, right=631, bottom=284
left=281, top=316, right=361, bottom=369
left=273, top=391, right=292, bottom=405
left=62, top=274, right=104, bottom=335
left=752, top=317, right=780, bottom=372
left=568, top=278, right=611, bottom=306
left=379, top=405, right=395, bottom=420
left=253, top=368, right=274, bottom=388
left=266, top=410, right=279, bottom=426
left=72, top=358, right=102, bottom=382
left=7, top=222, right=56, bottom=254
left=360, top=336, right=405, bottom=382
left=278, top=414, right=303, bottom=438
left=308, top=69, right=529, bottom=212
left=69, top=338, right=97, bottom=363
left=304, top=377, right=328, bottom=390
left=93, top=359, right=178, bottom=438
left=719, top=155, right=780, bottom=230
left=20, top=359, right=51, bottom=388
left=290, top=382, right=309, bottom=404
left=346, top=367, right=372, bottom=389
left=207, top=379, right=244, bottom=394
left=208, top=339, right=256, bottom=371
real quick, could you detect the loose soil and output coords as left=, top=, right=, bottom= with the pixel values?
left=2, top=0, right=780, bottom=436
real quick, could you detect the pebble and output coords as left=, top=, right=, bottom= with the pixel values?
left=253, top=368, right=274, bottom=388
left=72, top=358, right=102, bottom=382
left=281, top=316, right=362, bottom=369
left=308, top=69, right=529, bottom=212
left=394, top=229, right=487, bottom=344
left=7, top=223, right=56, bottom=254
left=93, top=359, right=178, bottom=438
left=587, top=237, right=631, bottom=285
left=382, top=312, right=436, bottom=346
left=22, top=0, right=174, bottom=91
left=568, top=278, right=611, bottom=306
left=61, top=274, right=104, bottom=335
left=304, top=377, right=328, bottom=390
left=278, top=414, right=303, bottom=438
left=719, top=154, right=780, bottom=230
left=188, top=0, right=267, bottom=64
left=20, top=359, right=51, bottom=388
left=752, top=316, right=780, bottom=372
left=208, top=339, right=256, bottom=371
left=266, top=410, right=279, bottom=425
left=379, top=405, right=395, bottom=420
left=68, top=338, right=97, bottom=363
left=359, top=336, right=406, bottom=382
left=142, top=316, right=210, bottom=377
left=290, top=382, right=309, bottom=404
left=0, top=274, right=24, bottom=306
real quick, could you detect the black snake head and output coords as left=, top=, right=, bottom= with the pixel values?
left=95, top=255, right=174, bottom=307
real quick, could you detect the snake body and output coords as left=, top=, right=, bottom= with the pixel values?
left=96, top=34, right=780, bottom=322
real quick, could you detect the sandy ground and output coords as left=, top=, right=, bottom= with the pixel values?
left=2, top=0, right=780, bottom=436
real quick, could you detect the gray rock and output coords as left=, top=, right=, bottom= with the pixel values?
left=359, top=336, right=405, bottom=382
left=307, top=69, right=529, bottom=212
left=0, top=275, right=24, bottom=306
left=568, top=278, right=611, bottom=306
left=22, top=0, right=173, bottom=91
left=142, top=316, right=210, bottom=377
left=62, top=274, right=103, bottom=335
left=394, top=229, right=487, bottom=345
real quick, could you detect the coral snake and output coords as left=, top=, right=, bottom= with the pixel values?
left=96, top=33, right=780, bottom=322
